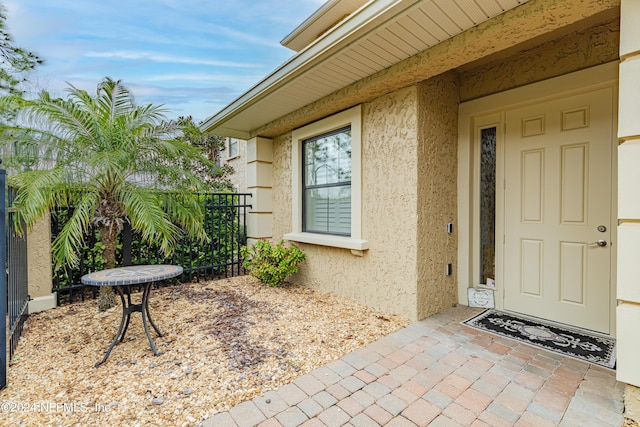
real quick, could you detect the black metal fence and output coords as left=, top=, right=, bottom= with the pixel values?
left=51, top=193, right=252, bottom=305
left=1, top=175, right=29, bottom=390
left=7, top=187, right=28, bottom=360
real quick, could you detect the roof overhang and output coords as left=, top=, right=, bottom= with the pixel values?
left=202, top=0, right=422, bottom=138
left=201, top=0, right=619, bottom=139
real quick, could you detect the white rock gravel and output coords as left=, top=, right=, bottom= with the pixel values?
left=0, top=276, right=408, bottom=426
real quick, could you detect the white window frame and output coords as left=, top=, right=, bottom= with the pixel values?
left=284, top=105, right=369, bottom=251
left=228, top=138, right=239, bottom=158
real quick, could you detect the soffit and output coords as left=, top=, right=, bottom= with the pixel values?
left=202, top=0, right=530, bottom=138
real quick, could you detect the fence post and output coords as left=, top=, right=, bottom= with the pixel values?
left=122, top=222, right=132, bottom=266
left=0, top=166, right=7, bottom=390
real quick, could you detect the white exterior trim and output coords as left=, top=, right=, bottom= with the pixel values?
left=284, top=105, right=368, bottom=252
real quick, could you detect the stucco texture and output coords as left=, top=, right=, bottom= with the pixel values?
left=273, top=87, right=422, bottom=320
left=459, top=18, right=620, bottom=102
left=27, top=215, right=53, bottom=299
left=272, top=133, right=292, bottom=238
left=416, top=72, right=459, bottom=319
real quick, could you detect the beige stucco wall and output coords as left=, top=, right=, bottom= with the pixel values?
left=256, top=0, right=622, bottom=325
left=272, top=133, right=292, bottom=238
left=268, top=18, right=620, bottom=322
left=273, top=86, right=422, bottom=320
left=416, top=72, right=460, bottom=319
left=459, top=18, right=620, bottom=102
left=27, top=215, right=56, bottom=313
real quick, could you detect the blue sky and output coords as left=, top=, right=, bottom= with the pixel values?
left=4, top=0, right=324, bottom=123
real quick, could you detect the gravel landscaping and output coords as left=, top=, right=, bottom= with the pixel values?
left=0, top=276, right=408, bottom=426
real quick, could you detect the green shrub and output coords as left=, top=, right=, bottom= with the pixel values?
left=241, top=239, right=306, bottom=287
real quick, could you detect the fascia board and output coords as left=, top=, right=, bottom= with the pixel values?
left=281, top=0, right=347, bottom=52
left=281, top=0, right=371, bottom=52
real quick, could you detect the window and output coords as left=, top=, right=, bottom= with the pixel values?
left=285, top=105, right=368, bottom=252
left=228, top=138, right=239, bottom=158
left=479, top=127, right=496, bottom=285
left=303, top=126, right=352, bottom=235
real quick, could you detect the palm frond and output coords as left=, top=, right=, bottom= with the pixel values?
left=21, top=94, right=97, bottom=147
left=157, top=191, right=208, bottom=244
left=9, top=168, right=76, bottom=232
left=51, top=190, right=98, bottom=268
left=117, top=184, right=181, bottom=256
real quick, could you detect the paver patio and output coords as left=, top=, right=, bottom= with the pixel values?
left=200, top=306, right=624, bottom=427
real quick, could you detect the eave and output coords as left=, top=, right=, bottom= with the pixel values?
left=201, top=0, right=619, bottom=139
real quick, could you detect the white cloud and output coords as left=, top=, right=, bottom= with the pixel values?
left=142, top=73, right=263, bottom=84
left=6, top=0, right=324, bottom=120
left=84, top=51, right=261, bottom=68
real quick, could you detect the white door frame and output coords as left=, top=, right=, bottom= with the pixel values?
left=457, top=61, right=619, bottom=332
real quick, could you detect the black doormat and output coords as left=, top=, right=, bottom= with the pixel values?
left=462, top=309, right=616, bottom=369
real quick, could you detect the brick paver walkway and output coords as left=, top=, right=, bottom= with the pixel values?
left=200, top=306, right=624, bottom=427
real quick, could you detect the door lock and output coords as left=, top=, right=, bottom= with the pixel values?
left=597, top=225, right=607, bottom=232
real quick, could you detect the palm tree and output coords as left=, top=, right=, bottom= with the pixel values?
left=1, top=77, right=212, bottom=310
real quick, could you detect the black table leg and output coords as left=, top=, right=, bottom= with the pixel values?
left=95, top=283, right=163, bottom=366
left=95, top=286, right=128, bottom=367
left=119, top=287, right=133, bottom=342
left=144, top=283, right=163, bottom=337
left=140, top=282, right=161, bottom=356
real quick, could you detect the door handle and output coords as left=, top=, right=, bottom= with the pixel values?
left=588, top=240, right=607, bottom=247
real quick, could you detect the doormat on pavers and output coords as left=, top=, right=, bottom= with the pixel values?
left=462, top=309, right=616, bottom=369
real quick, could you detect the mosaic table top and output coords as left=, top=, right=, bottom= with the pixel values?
left=81, top=264, right=183, bottom=286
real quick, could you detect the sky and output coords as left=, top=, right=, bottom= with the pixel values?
left=4, top=0, right=325, bottom=123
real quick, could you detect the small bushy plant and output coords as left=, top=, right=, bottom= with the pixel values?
left=241, top=239, right=306, bottom=287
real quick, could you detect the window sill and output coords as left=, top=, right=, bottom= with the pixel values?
left=226, top=155, right=240, bottom=161
left=284, top=232, right=369, bottom=251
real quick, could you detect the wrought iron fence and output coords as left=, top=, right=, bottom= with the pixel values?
left=1, top=176, right=29, bottom=390
left=7, top=187, right=28, bottom=362
left=51, top=193, right=252, bottom=305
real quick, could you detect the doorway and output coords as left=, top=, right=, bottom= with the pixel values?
left=457, top=63, right=618, bottom=335
left=502, top=88, right=614, bottom=334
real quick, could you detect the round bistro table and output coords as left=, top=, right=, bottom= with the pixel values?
left=81, top=264, right=183, bottom=366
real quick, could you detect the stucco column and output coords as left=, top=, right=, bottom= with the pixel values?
left=246, top=137, right=273, bottom=244
left=416, top=72, right=459, bottom=319
left=617, top=0, right=640, bottom=420
left=27, top=215, right=56, bottom=313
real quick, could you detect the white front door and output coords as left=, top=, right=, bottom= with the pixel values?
left=503, top=87, right=614, bottom=334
